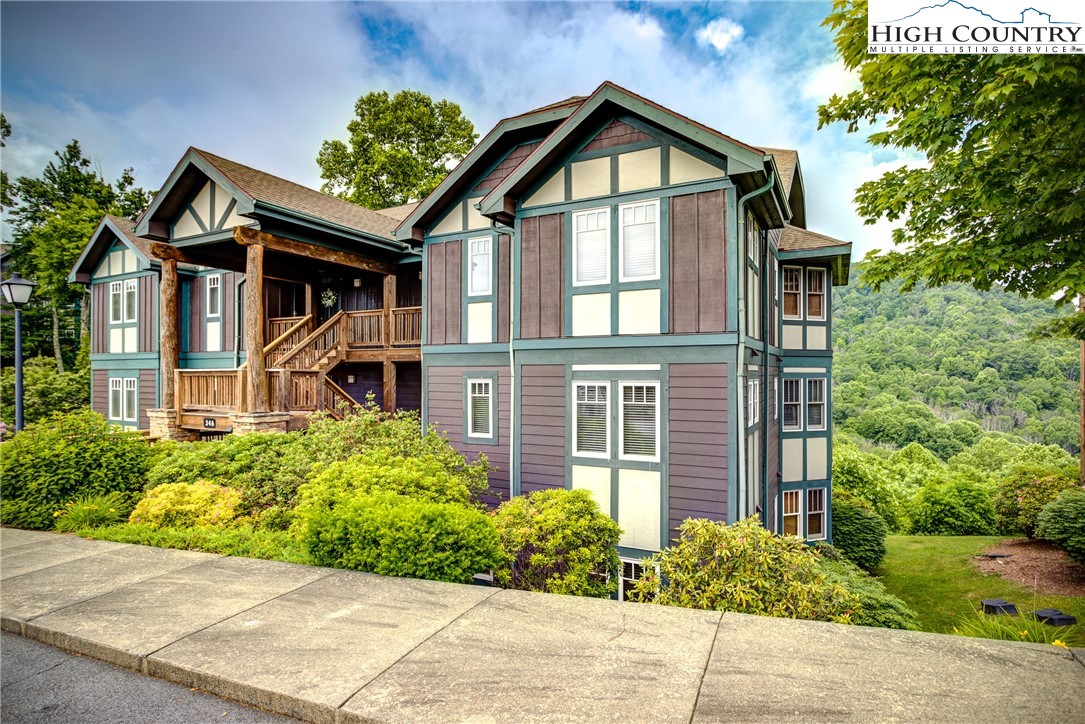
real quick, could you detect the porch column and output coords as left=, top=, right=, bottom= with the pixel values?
left=245, top=243, right=268, bottom=412
left=383, top=361, right=397, bottom=413
left=160, top=258, right=179, bottom=409
left=383, top=273, right=397, bottom=412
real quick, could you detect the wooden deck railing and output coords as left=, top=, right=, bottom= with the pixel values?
left=175, top=369, right=243, bottom=412
left=264, top=315, right=313, bottom=367
left=268, top=316, right=306, bottom=342
left=277, top=311, right=344, bottom=370
left=345, top=306, right=421, bottom=349
left=391, top=307, right=422, bottom=347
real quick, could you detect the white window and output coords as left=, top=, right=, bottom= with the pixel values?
left=783, top=267, right=802, bottom=320
left=747, top=378, right=761, bottom=427
left=807, top=378, right=826, bottom=431
left=783, top=379, right=802, bottom=432
left=206, top=274, right=221, bottom=318
left=123, top=279, right=138, bottom=323
left=807, top=488, right=826, bottom=541
left=573, top=382, right=609, bottom=458
left=108, top=378, right=123, bottom=421
left=773, top=378, right=778, bottom=420
left=468, top=237, right=492, bottom=296
left=124, top=378, right=138, bottom=423
left=573, top=208, right=610, bottom=286
left=806, top=269, right=826, bottom=321
left=783, top=490, right=802, bottom=537
left=467, top=379, right=492, bottom=438
left=773, top=257, right=779, bottom=304
left=109, top=281, right=123, bottom=324
left=618, top=200, right=659, bottom=282
left=747, top=212, right=760, bottom=263
left=618, top=558, right=655, bottom=602
left=619, top=383, right=659, bottom=461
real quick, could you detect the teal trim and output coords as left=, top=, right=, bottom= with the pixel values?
left=188, top=202, right=209, bottom=234
left=425, top=351, right=511, bottom=367
left=570, top=368, right=662, bottom=381
left=171, top=228, right=240, bottom=248
left=443, top=346, right=728, bottom=366
left=179, top=352, right=238, bottom=369
left=253, top=202, right=413, bottom=254
left=777, top=247, right=851, bottom=260
left=571, top=139, right=660, bottom=163
left=519, top=179, right=733, bottom=218
left=216, top=197, right=237, bottom=230
left=726, top=346, right=739, bottom=522
left=462, top=371, right=500, bottom=446
left=421, top=244, right=429, bottom=346
left=69, top=216, right=156, bottom=283
left=90, top=269, right=154, bottom=284
left=423, top=343, right=509, bottom=356
left=511, top=333, right=739, bottom=351
left=659, top=145, right=670, bottom=187
left=90, top=354, right=159, bottom=369
left=725, top=187, right=739, bottom=332
left=420, top=356, right=429, bottom=429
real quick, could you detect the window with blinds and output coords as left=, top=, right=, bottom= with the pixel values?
left=124, top=378, right=138, bottom=422
left=468, top=237, right=492, bottom=295
left=807, top=378, right=826, bottom=431
left=574, top=383, right=609, bottom=457
left=783, top=378, right=802, bottom=431
left=807, top=488, right=826, bottom=540
left=468, top=380, right=492, bottom=438
left=783, top=490, right=801, bottom=537
left=573, top=208, right=609, bottom=285
left=619, top=200, right=659, bottom=281
left=807, top=268, right=826, bottom=320
left=783, top=267, right=802, bottom=320
left=620, top=383, right=658, bottom=461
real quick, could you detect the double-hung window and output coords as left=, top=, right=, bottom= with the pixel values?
left=108, top=378, right=138, bottom=423
left=467, top=379, right=493, bottom=439
left=206, top=275, right=222, bottom=318
left=573, top=382, right=609, bottom=458
left=108, top=378, right=123, bottom=421
left=124, top=378, right=138, bottom=423
left=783, top=379, right=802, bottom=432
left=806, top=269, right=826, bottom=321
left=123, top=279, right=138, bottom=322
left=620, top=383, right=659, bottom=462
left=468, top=237, right=492, bottom=296
left=618, top=200, right=659, bottom=282
left=782, top=490, right=802, bottom=537
left=806, top=379, right=826, bottom=431
left=783, top=267, right=802, bottom=320
left=109, top=282, right=124, bottom=324
left=807, top=488, right=826, bottom=541
left=747, top=379, right=760, bottom=427
left=573, top=208, right=609, bottom=286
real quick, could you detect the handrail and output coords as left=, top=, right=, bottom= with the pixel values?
left=322, top=377, right=357, bottom=416
left=264, top=314, right=314, bottom=367
left=276, top=310, right=345, bottom=369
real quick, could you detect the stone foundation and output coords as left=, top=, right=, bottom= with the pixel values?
left=146, top=408, right=199, bottom=442
left=232, top=412, right=292, bottom=435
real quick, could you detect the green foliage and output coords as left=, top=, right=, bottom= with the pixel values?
left=909, top=476, right=996, bottom=536
left=994, top=464, right=1079, bottom=537
left=303, top=447, right=475, bottom=510
left=490, top=489, right=621, bottom=598
left=1036, top=489, right=1085, bottom=565
left=830, top=490, right=888, bottom=570
left=630, top=518, right=859, bottom=624
left=0, top=409, right=149, bottom=530
left=317, top=90, right=477, bottom=209
left=952, top=613, right=1084, bottom=648
left=845, top=401, right=971, bottom=460
left=0, top=356, right=89, bottom=428
left=78, top=524, right=311, bottom=565
left=815, top=553, right=919, bottom=630
left=54, top=491, right=132, bottom=533
left=297, top=492, right=501, bottom=584
left=832, top=442, right=905, bottom=530
left=129, top=481, right=243, bottom=529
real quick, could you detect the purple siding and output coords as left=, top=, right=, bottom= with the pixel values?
left=91, top=283, right=108, bottom=354
left=519, top=213, right=564, bottom=339
left=474, top=142, right=542, bottom=193
left=668, top=363, right=729, bottom=542
left=519, top=364, right=566, bottom=493
left=186, top=275, right=205, bottom=353
left=581, top=120, right=652, bottom=152
left=497, top=234, right=510, bottom=344
left=766, top=364, right=780, bottom=533
left=139, top=369, right=157, bottom=429
left=92, top=370, right=109, bottom=418
left=669, top=191, right=727, bottom=333
left=426, top=241, right=462, bottom=345
left=138, top=274, right=158, bottom=353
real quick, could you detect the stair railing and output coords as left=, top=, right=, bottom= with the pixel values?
left=275, top=310, right=345, bottom=370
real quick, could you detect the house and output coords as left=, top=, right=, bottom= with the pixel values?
left=70, top=82, right=850, bottom=577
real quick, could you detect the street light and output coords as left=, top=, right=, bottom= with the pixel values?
left=1, top=273, right=38, bottom=431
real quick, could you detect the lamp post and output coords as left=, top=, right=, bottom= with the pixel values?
left=1, top=273, right=38, bottom=431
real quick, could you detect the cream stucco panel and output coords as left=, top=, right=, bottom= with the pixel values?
left=618, top=148, right=661, bottom=192
left=807, top=326, right=827, bottom=350
left=782, top=324, right=803, bottom=349
left=570, top=157, right=610, bottom=199
left=524, top=170, right=565, bottom=208
left=467, top=302, right=493, bottom=344
left=465, top=202, right=489, bottom=232
left=572, top=293, right=611, bottom=337
left=109, top=328, right=123, bottom=354
left=618, top=289, right=661, bottom=335
left=431, top=202, right=464, bottom=236
left=669, top=148, right=725, bottom=185
left=618, top=468, right=661, bottom=551
left=173, top=208, right=204, bottom=239
left=206, top=321, right=222, bottom=352
left=807, top=437, right=828, bottom=481
left=191, top=181, right=213, bottom=227
left=123, top=327, right=138, bottom=354
left=572, top=465, right=612, bottom=514
left=122, top=250, right=138, bottom=274
left=782, top=438, right=804, bottom=483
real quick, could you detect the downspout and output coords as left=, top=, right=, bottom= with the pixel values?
left=762, top=227, right=771, bottom=528
left=490, top=217, right=517, bottom=499
left=735, top=170, right=775, bottom=520
left=234, top=275, right=245, bottom=369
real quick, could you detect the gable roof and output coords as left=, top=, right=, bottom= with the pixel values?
left=68, top=214, right=154, bottom=283
left=778, top=224, right=852, bottom=285
left=759, top=148, right=798, bottom=195
left=375, top=202, right=420, bottom=222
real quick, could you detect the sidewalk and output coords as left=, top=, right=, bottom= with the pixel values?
left=2, top=528, right=1082, bottom=723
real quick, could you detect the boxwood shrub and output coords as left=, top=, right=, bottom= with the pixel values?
left=831, top=490, right=889, bottom=570
left=1036, top=488, right=1085, bottom=565
left=129, top=481, right=244, bottom=529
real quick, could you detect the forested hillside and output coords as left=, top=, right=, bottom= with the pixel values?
left=832, top=271, right=1080, bottom=456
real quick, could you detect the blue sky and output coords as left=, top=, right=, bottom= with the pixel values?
left=1, top=0, right=903, bottom=256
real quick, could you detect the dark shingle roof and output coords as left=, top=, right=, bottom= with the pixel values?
left=779, top=224, right=849, bottom=252
left=104, top=214, right=153, bottom=259
left=374, top=202, right=420, bottom=222
left=759, top=147, right=798, bottom=195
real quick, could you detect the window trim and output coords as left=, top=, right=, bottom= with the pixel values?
left=205, top=274, right=222, bottom=319
left=618, top=557, right=659, bottom=602
left=466, top=378, right=494, bottom=440
left=806, top=488, right=827, bottom=541
left=806, top=268, right=826, bottom=322
left=782, top=489, right=802, bottom=538
left=109, top=281, right=123, bottom=325
left=747, top=378, right=761, bottom=428
left=572, top=381, right=610, bottom=459
left=467, top=236, right=493, bottom=297
left=123, top=377, right=138, bottom=423
left=617, top=198, right=660, bottom=283
left=618, top=381, right=660, bottom=463
left=782, top=265, right=803, bottom=321
left=806, top=378, right=827, bottom=432
left=782, top=378, right=803, bottom=432
left=108, top=378, right=123, bottom=421
left=572, top=207, right=611, bottom=287
left=122, top=278, right=138, bottom=324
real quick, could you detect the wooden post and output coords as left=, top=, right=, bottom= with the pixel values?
left=245, top=244, right=268, bottom=412
left=383, top=273, right=396, bottom=347
left=160, top=258, right=179, bottom=409
left=278, top=370, right=291, bottom=412
left=383, top=361, right=397, bottom=413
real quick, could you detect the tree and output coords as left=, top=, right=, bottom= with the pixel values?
left=0, top=113, right=12, bottom=209
left=317, top=90, right=477, bottom=210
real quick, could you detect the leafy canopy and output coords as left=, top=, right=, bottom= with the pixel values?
left=318, top=90, right=477, bottom=210
left=819, top=2, right=1085, bottom=315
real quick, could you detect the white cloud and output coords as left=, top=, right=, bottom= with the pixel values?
left=802, top=60, right=860, bottom=102
left=696, top=18, right=745, bottom=53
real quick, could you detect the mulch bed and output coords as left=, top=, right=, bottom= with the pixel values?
left=974, top=538, right=1085, bottom=597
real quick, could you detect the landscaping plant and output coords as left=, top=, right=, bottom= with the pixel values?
left=830, top=489, right=889, bottom=570
left=814, top=547, right=919, bottom=630
left=1036, top=488, right=1085, bottom=565
left=129, top=481, right=243, bottom=529
left=491, top=488, right=622, bottom=598
left=908, top=475, right=996, bottom=536
left=78, top=523, right=311, bottom=564
left=54, top=491, right=132, bottom=533
left=306, top=447, right=475, bottom=509
left=952, top=612, right=1084, bottom=648
left=994, top=464, right=1079, bottom=538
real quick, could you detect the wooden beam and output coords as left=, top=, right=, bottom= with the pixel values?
left=383, top=273, right=396, bottom=349
left=383, top=361, right=397, bottom=413
left=245, top=244, right=269, bottom=413
left=150, top=242, right=248, bottom=274
left=160, top=258, right=179, bottom=409
left=234, top=226, right=394, bottom=276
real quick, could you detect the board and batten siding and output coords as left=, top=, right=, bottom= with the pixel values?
left=92, top=370, right=109, bottom=418
left=426, top=241, right=462, bottom=345
left=519, top=364, right=566, bottom=493
left=667, top=363, right=729, bottom=541
left=497, top=234, right=511, bottom=344
left=426, top=365, right=511, bottom=505
left=138, top=274, right=158, bottom=353
left=519, top=213, right=564, bottom=339
left=138, top=369, right=157, bottom=429
left=669, top=190, right=727, bottom=334
left=91, top=283, right=108, bottom=354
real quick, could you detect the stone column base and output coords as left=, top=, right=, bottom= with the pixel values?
left=146, top=408, right=199, bottom=442
left=232, top=412, right=292, bottom=435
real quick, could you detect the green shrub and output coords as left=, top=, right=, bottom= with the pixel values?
left=1036, top=489, right=1085, bottom=565
left=629, top=518, right=859, bottom=624
left=833, top=442, right=906, bottom=531
left=952, top=613, right=1084, bottom=647
left=491, top=489, right=621, bottom=598
left=0, top=409, right=150, bottom=530
left=909, top=475, right=996, bottom=536
left=0, top=357, right=89, bottom=429
left=816, top=554, right=920, bottom=630
left=994, top=464, right=1079, bottom=538
left=78, top=523, right=311, bottom=564
left=830, top=490, right=889, bottom=570
left=54, top=492, right=132, bottom=533
left=129, top=481, right=243, bottom=529
left=296, top=492, right=501, bottom=584
left=306, top=447, right=474, bottom=509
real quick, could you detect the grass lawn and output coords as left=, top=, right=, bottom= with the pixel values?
left=877, top=535, right=1085, bottom=636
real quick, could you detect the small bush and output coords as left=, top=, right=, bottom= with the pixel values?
left=55, top=492, right=132, bottom=533
left=297, top=492, right=501, bottom=584
left=816, top=555, right=920, bottom=630
left=952, top=613, right=1084, bottom=648
left=994, top=464, right=1079, bottom=538
left=491, top=489, right=621, bottom=598
left=129, top=482, right=243, bottom=529
left=629, top=518, right=859, bottom=624
left=0, top=357, right=89, bottom=429
left=0, top=409, right=150, bottom=530
left=830, top=490, right=889, bottom=570
left=1036, top=489, right=1085, bottom=565
left=909, top=475, right=996, bottom=536
left=306, top=447, right=474, bottom=509
left=78, top=524, right=310, bottom=564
